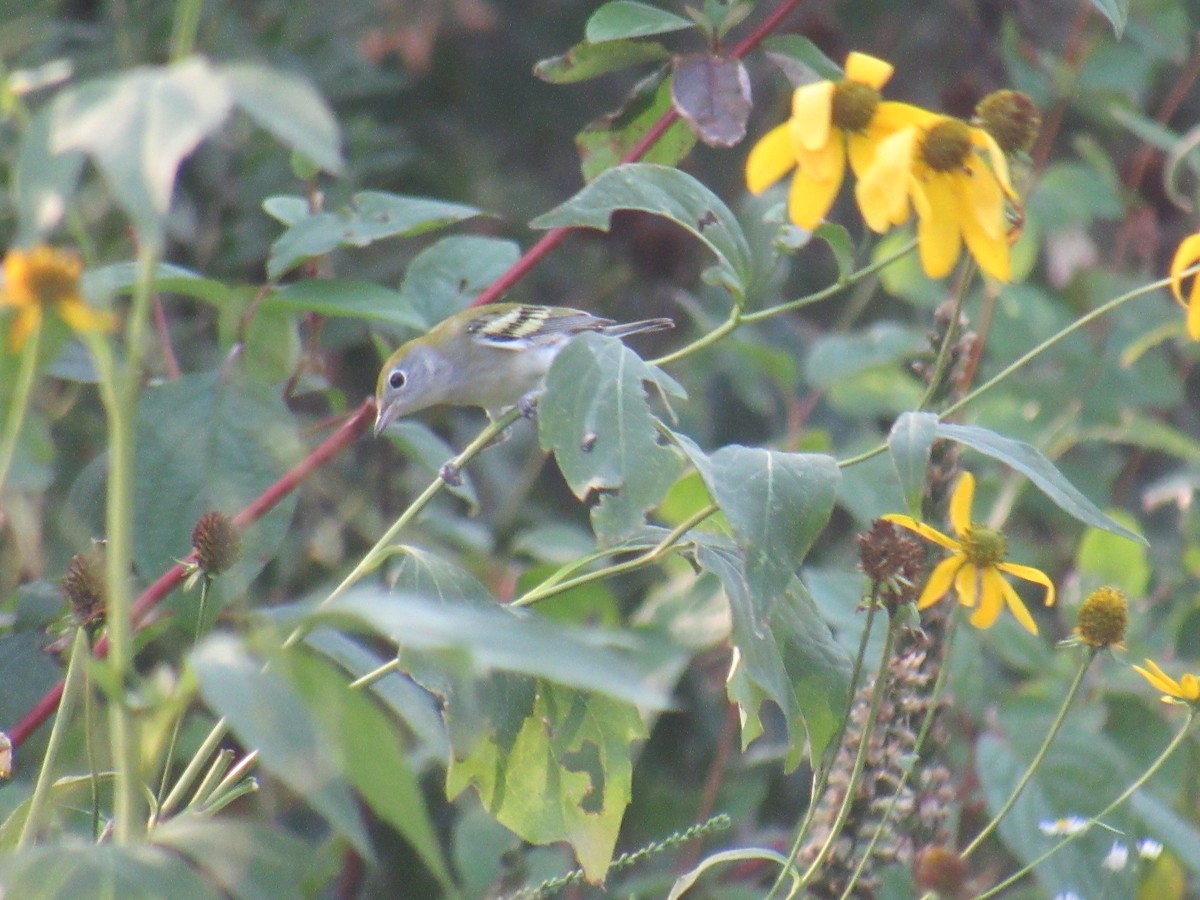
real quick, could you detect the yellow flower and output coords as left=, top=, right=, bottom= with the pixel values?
left=1132, top=658, right=1200, bottom=705
left=882, top=472, right=1055, bottom=633
left=0, top=245, right=113, bottom=351
left=745, top=52, right=920, bottom=231
left=855, top=112, right=1016, bottom=281
left=1168, top=231, right=1200, bottom=340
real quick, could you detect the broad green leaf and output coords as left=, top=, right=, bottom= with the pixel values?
left=49, top=57, right=234, bottom=241
left=267, top=192, right=483, bottom=279
left=397, top=235, right=521, bottom=328
left=190, top=634, right=372, bottom=857
left=935, top=422, right=1145, bottom=544
left=222, top=63, right=343, bottom=175
left=0, top=842, right=219, bottom=899
left=0, top=774, right=114, bottom=848
left=573, top=70, right=697, bottom=183
left=669, top=54, right=751, bottom=148
left=13, top=105, right=84, bottom=242
left=281, top=650, right=454, bottom=890
left=692, top=533, right=849, bottom=767
left=153, top=817, right=323, bottom=900
left=759, top=34, right=843, bottom=82
left=813, top=222, right=854, bottom=280
left=1090, top=0, right=1128, bottom=37
left=134, top=372, right=302, bottom=597
left=446, top=682, right=645, bottom=883
left=0, top=634, right=70, bottom=746
left=83, top=261, right=230, bottom=306
left=888, top=411, right=938, bottom=517
left=534, top=39, right=671, bottom=84
left=585, top=1, right=693, bottom=42
left=1076, top=512, right=1149, bottom=596
left=1028, top=162, right=1122, bottom=234
left=387, top=544, right=491, bottom=604
left=539, top=333, right=685, bottom=542
left=532, top=163, right=753, bottom=300
left=301, top=588, right=676, bottom=710
left=264, top=280, right=425, bottom=328
left=679, top=438, right=840, bottom=625
left=804, top=323, right=928, bottom=388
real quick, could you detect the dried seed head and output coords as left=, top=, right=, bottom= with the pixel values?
left=61, top=551, right=106, bottom=628
left=913, top=845, right=968, bottom=897
left=192, top=512, right=241, bottom=577
left=975, top=89, right=1040, bottom=155
left=858, top=519, right=926, bottom=612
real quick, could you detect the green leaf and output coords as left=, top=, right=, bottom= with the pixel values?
left=813, top=222, right=854, bottom=280
left=532, top=162, right=753, bottom=300
left=539, top=333, right=686, bottom=542
left=534, top=39, right=671, bottom=84
left=190, top=634, right=372, bottom=857
left=759, top=34, right=843, bottom=82
left=1090, top=0, right=1128, bottom=37
left=13, top=105, right=84, bottom=242
left=267, top=192, right=483, bottom=280
left=934, top=422, right=1146, bottom=544
left=83, top=261, right=230, bottom=306
left=222, top=63, right=343, bottom=175
left=264, top=280, right=425, bottom=328
left=48, top=57, right=234, bottom=241
left=397, top=235, right=521, bottom=328
left=302, top=588, right=677, bottom=710
left=805, top=323, right=928, bottom=388
left=585, top=1, right=693, bottom=42
left=888, top=411, right=938, bottom=517
left=281, top=650, right=454, bottom=890
left=1076, top=512, right=1148, bottom=596
left=0, top=634, right=63, bottom=743
left=387, top=544, right=491, bottom=605
left=134, top=372, right=303, bottom=596
left=446, top=682, right=645, bottom=883
left=153, top=817, right=323, bottom=900
left=0, top=842, right=219, bottom=899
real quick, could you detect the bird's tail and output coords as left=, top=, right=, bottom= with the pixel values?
left=603, top=317, right=674, bottom=338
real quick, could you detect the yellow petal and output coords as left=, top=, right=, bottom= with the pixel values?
left=919, top=554, right=962, bottom=609
left=58, top=298, right=115, bottom=335
left=968, top=566, right=1006, bottom=628
left=7, top=305, right=40, bottom=350
left=1188, top=278, right=1200, bottom=341
left=881, top=513, right=961, bottom=551
left=787, top=163, right=842, bottom=231
left=959, top=182, right=1011, bottom=283
left=996, top=570, right=1038, bottom=634
left=998, top=561, right=1055, bottom=607
left=855, top=127, right=917, bottom=232
left=1168, top=233, right=1200, bottom=306
left=794, top=132, right=845, bottom=185
left=746, top=122, right=797, bottom=194
left=970, top=128, right=1015, bottom=199
left=1133, top=659, right=1182, bottom=697
left=1181, top=673, right=1200, bottom=700
left=791, top=81, right=835, bottom=153
left=962, top=158, right=1006, bottom=242
left=955, top=562, right=979, bottom=608
left=916, top=173, right=963, bottom=279
left=948, top=472, right=975, bottom=538
left=844, top=51, right=893, bottom=89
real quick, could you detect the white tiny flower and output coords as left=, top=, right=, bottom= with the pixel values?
left=1039, top=815, right=1088, bottom=836
left=1136, top=837, right=1163, bottom=860
left=1102, top=840, right=1128, bottom=872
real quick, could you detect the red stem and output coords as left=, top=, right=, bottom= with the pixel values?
left=7, top=400, right=376, bottom=748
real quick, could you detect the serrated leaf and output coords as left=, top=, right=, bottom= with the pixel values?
left=574, top=70, right=697, bottom=182
left=0, top=842, right=219, bottom=899
left=302, top=588, right=676, bottom=710
left=585, top=1, right=693, bottom=42
left=889, top=411, right=938, bottom=517
left=1090, top=0, right=1129, bottom=37
left=669, top=54, right=751, bottom=148
left=532, top=162, right=753, bottom=299
left=397, top=235, right=521, bottom=328
left=534, top=38, right=671, bottom=83
left=190, top=634, right=372, bottom=857
left=264, top=280, right=425, bottom=328
left=222, top=63, right=343, bottom=175
left=153, top=817, right=323, bottom=900
left=446, top=682, right=644, bottom=883
left=539, top=333, right=686, bottom=542
left=935, top=422, right=1146, bottom=544
left=267, top=192, right=482, bottom=280
left=49, top=57, right=234, bottom=241
left=134, top=372, right=302, bottom=596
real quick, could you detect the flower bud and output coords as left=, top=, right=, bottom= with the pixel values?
left=1075, top=585, right=1127, bottom=648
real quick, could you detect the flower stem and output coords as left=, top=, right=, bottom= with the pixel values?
left=915, top=262, right=973, bottom=412
left=962, top=647, right=1097, bottom=859
left=0, top=320, right=42, bottom=497
left=975, top=707, right=1197, bottom=899
left=169, top=0, right=204, bottom=60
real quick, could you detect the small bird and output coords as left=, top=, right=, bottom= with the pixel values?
left=374, top=303, right=674, bottom=437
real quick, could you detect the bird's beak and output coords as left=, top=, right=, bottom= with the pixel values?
left=373, top=401, right=395, bottom=438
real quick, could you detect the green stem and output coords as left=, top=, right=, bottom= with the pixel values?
left=836, top=275, right=1170, bottom=471
left=793, top=615, right=900, bottom=893
left=650, top=310, right=741, bottom=367
left=0, top=320, right=42, bottom=497
left=17, top=628, right=91, bottom=848
left=961, top=647, right=1097, bottom=859
left=157, top=715, right=228, bottom=820
left=838, top=612, right=961, bottom=900
left=169, top=0, right=204, bottom=59
left=914, top=263, right=973, bottom=412
left=975, top=707, right=1197, bottom=899
left=512, top=503, right=718, bottom=607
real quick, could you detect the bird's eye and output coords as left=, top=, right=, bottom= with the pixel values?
left=389, top=370, right=406, bottom=390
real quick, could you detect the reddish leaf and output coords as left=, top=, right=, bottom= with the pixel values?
left=669, top=53, right=751, bottom=148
